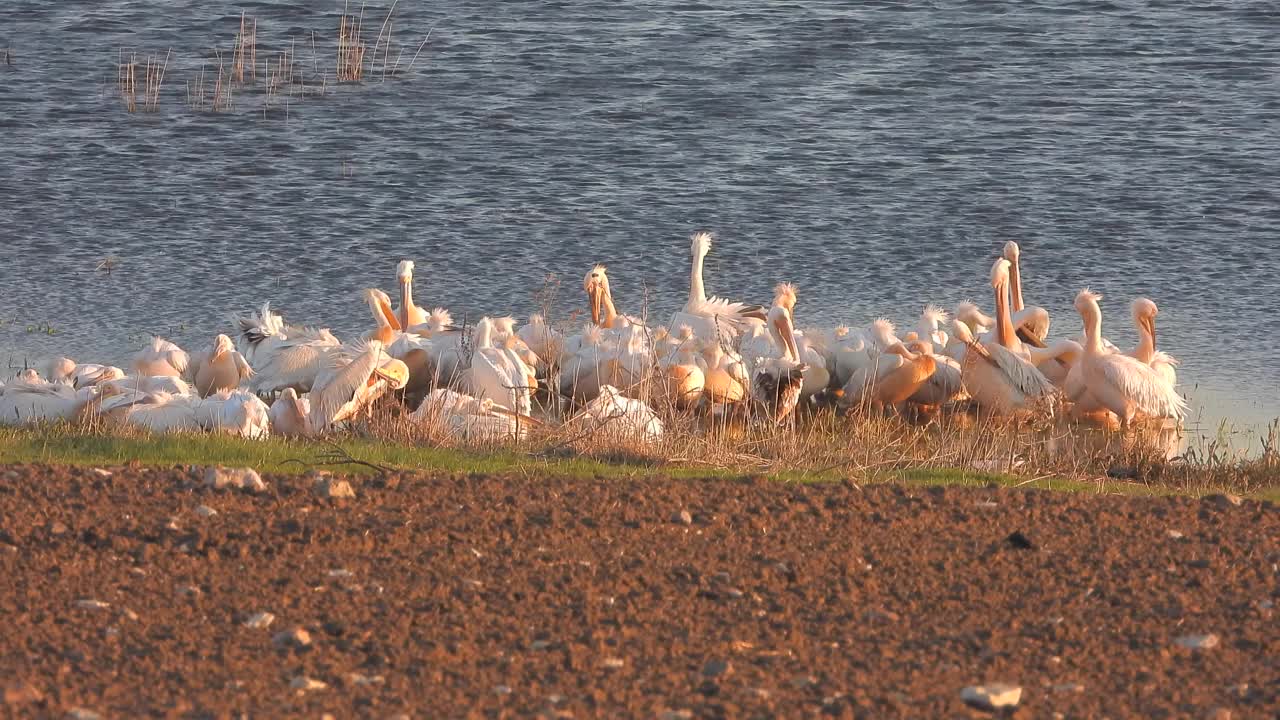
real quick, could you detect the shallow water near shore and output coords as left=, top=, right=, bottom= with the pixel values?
left=1, top=0, right=1276, bottom=450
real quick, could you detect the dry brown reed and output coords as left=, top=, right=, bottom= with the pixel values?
left=336, top=3, right=367, bottom=82
left=117, top=49, right=171, bottom=113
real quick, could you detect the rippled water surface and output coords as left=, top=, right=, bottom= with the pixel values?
left=2, top=0, right=1277, bottom=445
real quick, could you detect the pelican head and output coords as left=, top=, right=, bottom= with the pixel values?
left=396, top=260, right=415, bottom=283
left=375, top=357, right=410, bottom=390
left=46, top=357, right=76, bottom=383
left=921, top=304, right=950, bottom=328
left=990, top=257, right=1012, bottom=288
left=213, top=333, right=235, bottom=357
left=690, top=231, right=712, bottom=258
left=675, top=325, right=694, bottom=341
left=1074, top=288, right=1103, bottom=314
left=869, top=318, right=897, bottom=348
left=583, top=264, right=611, bottom=325
left=772, top=282, right=798, bottom=311
left=1002, top=241, right=1021, bottom=262
left=1132, top=297, right=1159, bottom=345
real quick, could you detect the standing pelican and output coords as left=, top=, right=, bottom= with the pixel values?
left=188, top=334, right=255, bottom=397
left=395, top=260, right=429, bottom=330
left=132, top=337, right=189, bottom=378
left=957, top=259, right=1057, bottom=415
left=1004, top=241, right=1051, bottom=344
left=670, top=232, right=767, bottom=342
left=1126, top=298, right=1178, bottom=386
left=1072, top=290, right=1185, bottom=427
left=308, top=341, right=409, bottom=432
left=584, top=265, right=643, bottom=330
left=749, top=283, right=806, bottom=424
left=469, top=317, right=535, bottom=415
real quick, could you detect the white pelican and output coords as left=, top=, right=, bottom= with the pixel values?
left=516, top=314, right=565, bottom=372
left=955, top=259, right=1057, bottom=415
left=492, top=316, right=543, bottom=375
left=572, top=384, right=663, bottom=444
left=412, top=388, right=537, bottom=443
left=906, top=339, right=964, bottom=409
left=45, top=358, right=125, bottom=389
left=0, top=379, right=97, bottom=425
left=1028, top=339, right=1084, bottom=388
left=558, top=324, right=611, bottom=402
left=670, top=232, right=766, bottom=343
left=749, top=284, right=806, bottom=424
left=395, top=260, right=429, bottom=330
left=584, top=265, right=643, bottom=330
left=1126, top=298, right=1178, bottom=386
left=309, top=340, right=409, bottom=432
left=132, top=337, right=189, bottom=378
left=269, top=388, right=313, bottom=438
left=101, top=375, right=192, bottom=398
left=915, top=305, right=951, bottom=348
left=233, top=304, right=342, bottom=395
left=793, top=331, right=831, bottom=400
left=468, top=317, right=535, bottom=415
left=831, top=319, right=897, bottom=390
left=363, top=288, right=403, bottom=345
left=1072, top=290, right=1185, bottom=427
left=188, top=334, right=254, bottom=398
left=194, top=389, right=272, bottom=439
left=842, top=340, right=937, bottom=411
left=700, top=338, right=749, bottom=408
left=98, top=390, right=201, bottom=433
left=656, top=325, right=705, bottom=409
left=1003, top=241, right=1051, bottom=344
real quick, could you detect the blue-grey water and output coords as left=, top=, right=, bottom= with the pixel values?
left=1, top=1, right=1276, bottom=448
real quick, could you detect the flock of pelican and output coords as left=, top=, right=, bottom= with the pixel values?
left=0, top=234, right=1186, bottom=445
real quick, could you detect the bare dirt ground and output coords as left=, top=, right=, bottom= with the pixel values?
left=0, top=464, right=1275, bottom=719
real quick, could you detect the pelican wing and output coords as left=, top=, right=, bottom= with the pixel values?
left=985, top=343, right=1056, bottom=399
left=309, top=347, right=380, bottom=430
left=1099, top=353, right=1187, bottom=419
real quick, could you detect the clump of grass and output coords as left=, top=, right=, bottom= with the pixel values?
left=336, top=4, right=367, bottom=82
left=231, top=12, right=258, bottom=85
left=116, top=49, right=171, bottom=112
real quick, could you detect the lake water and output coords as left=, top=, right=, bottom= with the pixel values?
left=1, top=0, right=1276, bottom=451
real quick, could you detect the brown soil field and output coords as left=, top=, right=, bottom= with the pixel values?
left=0, top=464, right=1275, bottom=719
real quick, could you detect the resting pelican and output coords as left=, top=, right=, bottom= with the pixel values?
left=955, top=259, right=1057, bottom=415
left=308, top=341, right=409, bottom=432
left=793, top=332, right=830, bottom=400
left=98, top=390, right=201, bottom=433
left=469, top=317, right=535, bottom=415
left=906, top=339, right=964, bottom=409
left=132, top=337, right=189, bottom=378
left=700, top=338, right=749, bottom=407
left=749, top=283, right=806, bottom=424
left=656, top=325, right=705, bottom=408
left=194, top=389, right=272, bottom=439
left=269, top=388, right=313, bottom=438
left=1003, top=241, right=1051, bottom=344
left=842, top=340, right=937, bottom=411
left=101, top=375, right=192, bottom=398
left=572, top=384, right=664, bottom=444
left=0, top=378, right=98, bottom=425
left=395, top=260, right=429, bottom=330
left=46, top=358, right=125, bottom=389
left=670, top=232, right=767, bottom=342
left=1072, top=290, right=1185, bottom=427
left=363, top=288, right=403, bottom=345
left=412, top=388, right=537, bottom=443
left=1126, top=298, right=1178, bottom=386
left=831, top=319, right=897, bottom=390
left=232, top=304, right=342, bottom=396
left=188, top=334, right=254, bottom=397
left=558, top=324, right=611, bottom=402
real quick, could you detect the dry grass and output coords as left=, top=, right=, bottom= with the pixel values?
left=118, top=3, right=432, bottom=117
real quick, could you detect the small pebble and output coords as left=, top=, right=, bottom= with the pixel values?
left=1174, top=633, right=1220, bottom=650
left=702, top=659, right=731, bottom=677
left=313, top=475, right=356, bottom=499
left=205, top=466, right=267, bottom=493
left=65, top=709, right=102, bottom=720
left=675, top=509, right=693, bottom=525
left=273, top=627, right=312, bottom=648
left=349, top=673, right=385, bottom=686
left=328, top=569, right=353, bottom=578
left=289, top=676, right=327, bottom=692
left=1167, top=529, right=1185, bottom=539
left=89, top=468, right=112, bottom=478
left=658, top=712, right=693, bottom=720
left=961, top=683, right=1022, bottom=712
left=194, top=505, right=218, bottom=518
left=494, top=685, right=512, bottom=695
left=601, top=657, right=625, bottom=669
left=75, top=599, right=110, bottom=611
left=244, top=611, right=275, bottom=629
